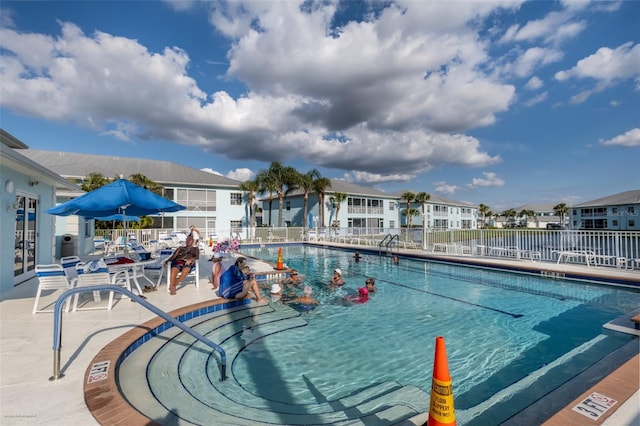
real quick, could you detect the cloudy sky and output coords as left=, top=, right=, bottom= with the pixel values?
left=1, top=0, right=638, bottom=210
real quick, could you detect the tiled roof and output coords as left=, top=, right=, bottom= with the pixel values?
left=282, top=178, right=397, bottom=199
left=391, top=190, right=475, bottom=207
left=18, top=150, right=241, bottom=187
left=573, top=190, right=640, bottom=207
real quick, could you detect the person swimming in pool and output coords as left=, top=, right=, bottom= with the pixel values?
left=365, top=277, right=377, bottom=293
left=329, top=268, right=345, bottom=287
left=280, top=269, right=303, bottom=287
left=287, top=285, right=320, bottom=306
left=343, top=287, right=369, bottom=305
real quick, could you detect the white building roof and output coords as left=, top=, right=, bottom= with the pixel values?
left=573, top=190, right=640, bottom=208
left=18, top=150, right=241, bottom=188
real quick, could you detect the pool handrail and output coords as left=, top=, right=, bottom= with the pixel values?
left=378, top=233, right=399, bottom=255
left=49, top=284, right=227, bottom=382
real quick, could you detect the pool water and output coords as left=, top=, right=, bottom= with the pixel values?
left=122, top=246, right=640, bottom=425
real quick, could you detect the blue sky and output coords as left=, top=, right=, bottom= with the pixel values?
left=1, top=0, right=638, bottom=211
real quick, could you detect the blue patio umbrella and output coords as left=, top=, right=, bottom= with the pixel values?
left=47, top=179, right=185, bottom=238
left=47, top=179, right=185, bottom=218
left=92, top=214, right=140, bottom=222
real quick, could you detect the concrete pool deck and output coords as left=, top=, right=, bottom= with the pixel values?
left=1, top=246, right=638, bottom=425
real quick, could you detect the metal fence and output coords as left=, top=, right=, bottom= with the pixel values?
left=96, top=227, right=639, bottom=267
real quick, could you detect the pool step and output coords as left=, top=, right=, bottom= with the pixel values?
left=119, top=303, right=429, bottom=425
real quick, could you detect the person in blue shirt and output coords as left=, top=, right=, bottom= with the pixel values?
left=218, top=257, right=265, bottom=302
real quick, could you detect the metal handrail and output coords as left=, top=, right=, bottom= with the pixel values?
left=49, top=285, right=227, bottom=381
left=378, top=234, right=399, bottom=255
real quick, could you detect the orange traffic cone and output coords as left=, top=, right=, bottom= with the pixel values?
left=276, top=247, right=284, bottom=270
left=209, top=236, right=213, bottom=247
left=426, top=336, right=456, bottom=426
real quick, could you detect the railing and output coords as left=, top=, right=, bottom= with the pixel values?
left=49, top=285, right=227, bottom=382
left=378, top=234, right=399, bottom=255
left=97, top=227, right=640, bottom=265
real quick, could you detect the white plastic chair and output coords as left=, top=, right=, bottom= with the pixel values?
left=33, top=264, right=72, bottom=314
left=145, top=249, right=174, bottom=286
left=60, top=255, right=81, bottom=283
left=72, top=262, right=119, bottom=311
left=163, top=258, right=200, bottom=292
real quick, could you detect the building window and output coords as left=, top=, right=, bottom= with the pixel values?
left=286, top=201, right=291, bottom=211
left=230, top=193, right=243, bottom=206
left=230, top=220, right=242, bottom=234
left=630, top=220, right=635, bottom=227
left=176, top=188, right=217, bottom=211
left=390, top=220, right=395, bottom=228
left=389, top=201, right=395, bottom=211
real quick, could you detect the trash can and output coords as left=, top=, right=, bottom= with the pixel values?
left=61, top=234, right=75, bottom=257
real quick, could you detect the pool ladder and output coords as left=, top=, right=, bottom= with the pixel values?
left=378, top=233, right=399, bottom=256
left=48, top=285, right=227, bottom=382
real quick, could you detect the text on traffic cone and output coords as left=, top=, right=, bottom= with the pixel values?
left=428, top=336, right=456, bottom=425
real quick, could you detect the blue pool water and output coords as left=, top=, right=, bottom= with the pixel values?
left=121, top=246, right=640, bottom=425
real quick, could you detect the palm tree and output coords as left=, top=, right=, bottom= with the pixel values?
left=312, top=176, right=332, bottom=227
left=128, top=173, right=163, bottom=195
left=414, top=191, right=431, bottom=227
left=255, top=168, right=278, bottom=227
left=518, top=209, right=536, bottom=228
left=299, top=169, right=323, bottom=229
left=554, top=203, right=569, bottom=226
left=501, top=208, right=518, bottom=227
left=239, top=179, right=260, bottom=232
left=81, top=172, right=111, bottom=192
left=479, top=204, right=491, bottom=228
left=266, top=162, right=300, bottom=228
left=329, top=192, right=348, bottom=227
left=401, top=191, right=416, bottom=227
left=402, top=208, right=421, bottom=227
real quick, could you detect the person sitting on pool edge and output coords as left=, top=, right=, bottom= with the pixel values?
left=280, top=269, right=303, bottom=287
left=218, top=257, right=266, bottom=302
left=330, top=268, right=345, bottom=287
left=365, top=277, right=377, bottom=293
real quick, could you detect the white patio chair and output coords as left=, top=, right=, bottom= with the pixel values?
left=60, top=255, right=81, bottom=283
left=72, top=261, right=115, bottom=311
left=144, top=249, right=174, bottom=287
left=162, top=258, right=200, bottom=292
left=33, top=264, right=72, bottom=314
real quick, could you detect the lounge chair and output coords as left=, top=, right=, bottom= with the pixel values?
left=33, top=264, right=73, bottom=314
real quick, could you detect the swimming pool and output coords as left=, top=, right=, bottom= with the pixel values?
left=117, top=246, right=640, bottom=425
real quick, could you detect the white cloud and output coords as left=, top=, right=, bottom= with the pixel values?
left=200, top=168, right=223, bottom=176
left=523, top=91, right=548, bottom=107
left=599, top=128, right=640, bottom=147
left=524, top=76, right=544, bottom=90
left=511, top=47, right=563, bottom=77
left=555, top=42, right=640, bottom=102
left=466, top=172, right=505, bottom=189
left=433, top=181, right=458, bottom=195
left=499, top=7, right=586, bottom=45
left=226, top=168, right=255, bottom=181
left=343, top=170, right=414, bottom=185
